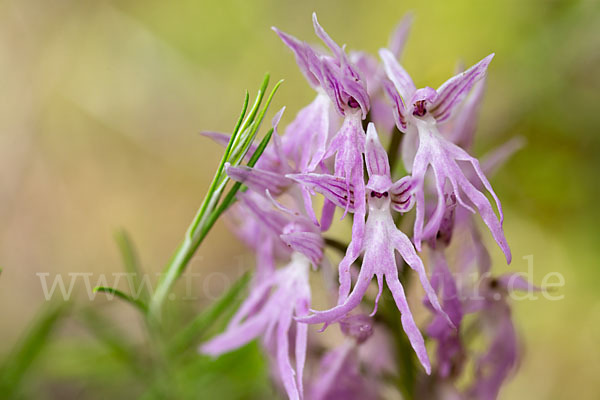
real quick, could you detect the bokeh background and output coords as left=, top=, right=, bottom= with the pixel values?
left=1, top=0, right=599, bottom=399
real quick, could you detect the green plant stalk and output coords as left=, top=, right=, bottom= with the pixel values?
left=148, top=77, right=281, bottom=320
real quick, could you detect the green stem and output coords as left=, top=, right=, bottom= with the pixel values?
left=148, top=77, right=280, bottom=321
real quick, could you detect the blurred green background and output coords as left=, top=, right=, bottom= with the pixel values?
left=0, top=0, right=599, bottom=399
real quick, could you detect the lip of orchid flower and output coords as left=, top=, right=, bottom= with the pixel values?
left=410, top=118, right=511, bottom=262
left=294, top=124, right=452, bottom=375
left=201, top=252, right=312, bottom=400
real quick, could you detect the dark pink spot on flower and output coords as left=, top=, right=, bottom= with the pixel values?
left=370, top=191, right=388, bottom=198
left=347, top=97, right=360, bottom=108
left=413, top=100, right=427, bottom=116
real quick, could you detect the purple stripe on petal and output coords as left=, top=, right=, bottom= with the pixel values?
left=288, top=173, right=356, bottom=212
left=281, top=231, right=323, bottom=267
left=225, top=164, right=292, bottom=196
left=365, top=123, right=391, bottom=179
left=390, top=176, right=416, bottom=213
left=382, top=79, right=408, bottom=131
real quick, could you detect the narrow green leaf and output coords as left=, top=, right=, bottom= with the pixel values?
left=93, top=287, right=148, bottom=313
left=229, top=79, right=283, bottom=167
left=247, top=127, right=275, bottom=167
left=199, top=127, right=274, bottom=241
left=169, top=272, right=250, bottom=355
left=0, top=302, right=69, bottom=397
left=188, top=85, right=255, bottom=240
left=216, top=91, right=250, bottom=183
left=234, top=74, right=270, bottom=145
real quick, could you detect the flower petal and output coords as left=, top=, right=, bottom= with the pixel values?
left=281, top=230, right=323, bottom=267
left=200, top=315, right=267, bottom=356
left=498, top=273, right=540, bottom=293
left=312, top=13, right=345, bottom=62
left=390, top=176, right=416, bottom=214
left=382, top=79, right=408, bottom=132
left=379, top=48, right=416, bottom=102
left=272, top=26, right=322, bottom=88
left=388, top=12, right=414, bottom=58
left=228, top=273, right=276, bottom=327
left=239, top=193, right=290, bottom=238
left=225, top=163, right=293, bottom=196
left=276, top=308, right=301, bottom=400
left=480, top=136, right=526, bottom=177
left=392, top=229, right=452, bottom=328
left=365, top=123, right=391, bottom=182
left=443, top=77, right=486, bottom=149
left=448, top=144, right=511, bottom=263
left=319, top=199, right=337, bottom=232
left=288, top=173, right=356, bottom=212
left=282, top=94, right=332, bottom=172
left=430, top=54, right=494, bottom=123
left=297, top=254, right=374, bottom=325
left=295, top=296, right=310, bottom=396
left=384, top=272, right=431, bottom=374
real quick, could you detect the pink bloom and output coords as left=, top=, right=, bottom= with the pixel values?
left=273, top=14, right=370, bottom=237
left=201, top=253, right=312, bottom=400
left=380, top=49, right=511, bottom=263
left=292, top=124, right=449, bottom=373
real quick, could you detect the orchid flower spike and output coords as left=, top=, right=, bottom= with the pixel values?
left=380, top=49, right=511, bottom=263
left=292, top=123, right=449, bottom=374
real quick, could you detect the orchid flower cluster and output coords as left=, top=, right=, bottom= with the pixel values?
left=201, top=13, right=531, bottom=400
